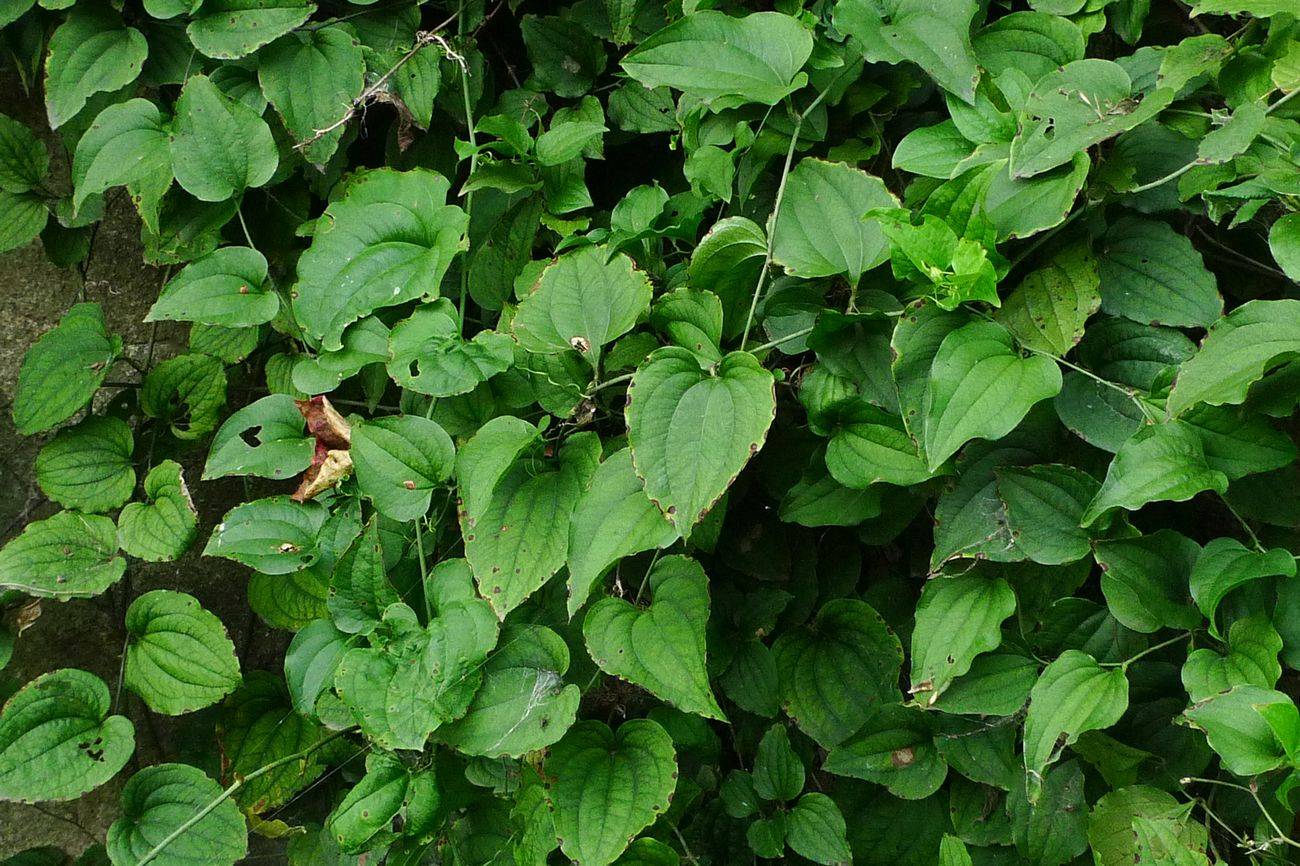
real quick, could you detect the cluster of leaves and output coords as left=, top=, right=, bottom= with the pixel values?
left=5, top=0, right=1300, bottom=864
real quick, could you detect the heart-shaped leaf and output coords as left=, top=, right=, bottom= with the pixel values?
left=124, top=590, right=241, bottom=715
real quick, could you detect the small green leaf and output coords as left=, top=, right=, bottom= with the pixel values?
left=147, top=246, right=277, bottom=328
left=996, top=464, right=1099, bottom=565
left=1268, top=213, right=1300, bottom=281
left=785, top=792, right=852, bottom=866
left=43, top=4, right=146, bottom=129
left=1009, top=760, right=1088, bottom=866
left=1183, top=614, right=1282, bottom=702
left=219, top=673, right=323, bottom=812
left=995, top=243, right=1100, bottom=356
left=0, top=669, right=134, bottom=803
left=124, top=590, right=241, bottom=715
left=834, top=0, right=980, bottom=104
left=283, top=619, right=349, bottom=717
left=910, top=575, right=1016, bottom=705
left=141, top=353, right=227, bottom=439
left=1167, top=299, right=1300, bottom=416
left=1183, top=685, right=1293, bottom=776
left=13, top=302, right=121, bottom=435
left=35, top=415, right=134, bottom=513
left=387, top=301, right=513, bottom=397
left=0, top=113, right=49, bottom=192
left=327, top=517, right=399, bottom=636
left=324, top=752, right=413, bottom=854
left=71, top=99, right=171, bottom=227
left=584, top=555, right=724, bottom=720
left=753, top=724, right=804, bottom=802
left=825, top=401, right=932, bottom=489
left=118, top=461, right=199, bottom=563
left=0, top=510, right=124, bottom=599
left=204, top=496, right=327, bottom=575
left=106, top=764, right=246, bottom=866
left=204, top=394, right=313, bottom=481
left=170, top=75, right=279, bottom=202
left=350, top=415, right=455, bottom=522
left=545, top=718, right=677, bottom=866
left=824, top=704, right=947, bottom=800
left=1082, top=422, right=1229, bottom=526
left=1189, top=538, right=1296, bottom=635
left=187, top=0, right=315, bottom=59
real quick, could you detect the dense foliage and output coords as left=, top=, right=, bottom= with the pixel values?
left=4, top=0, right=1300, bottom=863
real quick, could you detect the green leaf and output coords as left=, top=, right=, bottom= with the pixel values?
left=910, top=574, right=1016, bottom=705
left=785, top=793, right=852, bottom=866
left=1189, top=538, right=1296, bottom=634
left=187, top=0, right=315, bottom=59
left=43, top=4, right=146, bottom=129
left=327, top=517, right=399, bottom=636
left=772, top=598, right=903, bottom=748
left=350, top=415, right=455, bottom=522
left=996, top=464, right=1099, bottom=565
left=922, top=321, right=1062, bottom=470
left=939, top=835, right=973, bottom=866
left=0, top=510, right=124, bottom=599
left=439, top=623, right=580, bottom=757
left=0, top=189, right=48, bottom=254
left=825, top=401, right=932, bottom=488
left=170, top=75, right=278, bottom=202
left=204, top=394, right=313, bottom=481
left=324, top=752, right=414, bottom=854
left=13, top=302, right=121, bottom=435
left=1181, top=403, right=1296, bottom=481
left=521, top=15, right=607, bottom=99
left=1097, top=217, right=1222, bottom=329
left=35, top=415, right=134, bottom=513
left=71, top=99, right=171, bottom=227
left=621, top=11, right=812, bottom=109
left=293, top=316, right=390, bottom=395
left=931, top=652, right=1037, bottom=716
left=283, top=619, right=349, bottom=716
left=464, top=432, right=599, bottom=619
left=0, top=669, right=134, bottom=803
left=1183, top=614, right=1282, bottom=702
left=0, top=113, right=48, bottom=193
left=219, top=673, right=322, bottom=811
left=512, top=246, right=652, bottom=362
left=1082, top=422, right=1229, bottom=526
left=834, top=0, right=980, bottom=104
left=106, top=763, right=246, bottom=866
left=1009, top=59, right=1171, bottom=178
left=688, top=217, right=766, bottom=337
left=258, top=26, right=365, bottom=164
left=1009, top=760, right=1088, bottom=866
left=566, top=448, right=679, bottom=616
left=1023, top=650, right=1128, bottom=800
left=147, top=246, right=277, bottom=328
left=772, top=158, right=897, bottom=282
left=117, top=461, right=199, bottom=563
left=824, top=704, right=947, bottom=800
left=1183, top=685, right=1293, bottom=776
left=141, top=353, right=227, bottom=439
left=387, top=300, right=513, bottom=397
left=204, top=495, right=327, bottom=575
left=124, top=590, right=241, bottom=715
left=627, top=348, right=775, bottom=535
left=1167, top=299, right=1300, bottom=416
left=1087, top=786, right=1204, bottom=866
left=293, top=168, right=468, bottom=351
left=536, top=121, right=607, bottom=167
left=584, top=555, right=724, bottom=720
left=1198, top=102, right=1266, bottom=164
left=1094, top=530, right=1201, bottom=634
left=994, top=243, right=1100, bottom=355
left=753, top=724, right=804, bottom=802
left=545, top=718, right=677, bottom=866
left=1269, top=213, right=1300, bottom=281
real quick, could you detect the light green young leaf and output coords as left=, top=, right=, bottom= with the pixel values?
left=204, top=394, right=313, bottom=481
left=1183, top=614, right=1282, bottom=702
left=627, top=348, right=775, bottom=536
left=293, top=168, right=468, bottom=351
left=35, top=415, right=134, bottom=513
left=1097, top=217, right=1222, bottom=329
left=387, top=300, right=513, bottom=397
left=1023, top=650, right=1128, bottom=800
left=1094, top=530, right=1202, bottom=634
left=834, top=0, right=980, bottom=104
left=71, top=99, right=171, bottom=226
left=1198, top=102, right=1266, bottom=164
left=118, top=461, right=199, bottom=563
left=1087, top=786, right=1205, bottom=866
left=170, top=75, right=278, bottom=202
left=1183, top=685, right=1293, bottom=776
left=772, top=598, right=903, bottom=748
left=584, top=555, right=723, bottom=720
left=536, top=121, right=607, bottom=166
left=1167, top=299, right=1300, bottom=416
left=995, top=243, right=1100, bottom=356
left=545, top=718, right=677, bottom=866
left=996, top=464, right=1099, bottom=565
left=939, top=835, right=973, bottom=866
left=910, top=574, right=1016, bottom=705
left=650, top=288, right=724, bottom=365
left=0, top=669, right=134, bottom=803
left=187, top=0, right=315, bottom=59
left=771, top=158, right=897, bottom=282
left=204, top=496, right=327, bottom=575
left=292, top=316, right=390, bottom=395
left=0, top=510, right=124, bottom=599
left=1083, top=422, right=1228, bottom=526
left=43, top=4, right=146, bottom=129
left=13, top=302, right=121, bottom=435
left=620, top=11, right=813, bottom=109
left=350, top=415, right=455, bottom=522
left=1189, top=538, right=1296, bottom=634
left=147, top=246, right=277, bottom=328
left=439, top=623, right=580, bottom=757
left=688, top=217, right=766, bottom=336
left=785, top=793, right=852, bottom=866
left=922, top=321, right=1062, bottom=470
left=258, top=26, right=365, bottom=164
left=106, top=763, right=246, bottom=866
left=124, top=590, right=241, bottom=715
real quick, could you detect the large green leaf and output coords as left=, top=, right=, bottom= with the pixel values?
left=1167, top=299, right=1300, bottom=416
left=258, top=26, right=365, bottom=163
left=106, top=763, right=247, bottom=866
left=620, top=11, right=813, bottom=108
left=545, top=719, right=677, bottom=866
left=834, top=0, right=980, bottom=104
left=34, top=415, right=134, bottom=513
left=566, top=447, right=679, bottom=616
left=350, top=415, right=455, bottom=522
left=13, top=302, right=121, bottom=435
left=1097, top=217, right=1221, bottom=329
left=973, top=12, right=1085, bottom=81
left=43, top=5, right=146, bottom=129
left=170, top=75, right=278, bottom=202
left=772, top=159, right=897, bottom=282
left=1188, top=538, right=1296, bottom=634
left=387, top=300, right=513, bottom=397
left=584, top=555, right=724, bottom=720
left=1082, top=422, right=1228, bottom=526
left=0, top=510, right=124, bottom=599
left=439, top=623, right=580, bottom=757
left=1182, top=614, right=1282, bottom=703
left=292, top=168, right=468, bottom=351
left=0, top=669, right=134, bottom=803
left=147, top=246, right=278, bottom=328
left=772, top=599, right=903, bottom=748
left=117, top=461, right=199, bottom=562
left=204, top=496, right=327, bottom=575
left=910, top=575, right=1016, bottom=705
left=825, top=401, right=932, bottom=488
left=124, top=590, right=241, bottom=715
left=996, top=464, right=1099, bottom=565
left=511, top=245, right=652, bottom=363
left=627, top=348, right=775, bottom=535
left=1022, top=651, right=1128, bottom=801
left=220, top=673, right=325, bottom=814
left=204, top=393, right=313, bottom=481
left=1094, top=531, right=1201, bottom=634
left=71, top=99, right=171, bottom=225
left=922, top=321, right=1062, bottom=470
left=1183, top=685, right=1293, bottom=776
left=187, top=0, right=315, bottom=59
left=994, top=243, right=1099, bottom=356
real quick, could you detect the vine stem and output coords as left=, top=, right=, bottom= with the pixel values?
left=1181, top=776, right=1300, bottom=850
left=749, top=324, right=815, bottom=355
left=456, top=0, right=477, bottom=334
left=133, top=727, right=356, bottom=866
left=1102, top=631, right=1190, bottom=671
